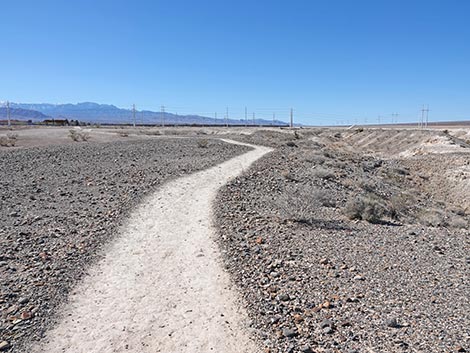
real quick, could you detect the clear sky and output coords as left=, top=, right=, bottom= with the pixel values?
left=1, top=0, right=469, bottom=125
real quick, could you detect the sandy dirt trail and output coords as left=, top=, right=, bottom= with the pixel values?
left=35, top=140, right=271, bottom=353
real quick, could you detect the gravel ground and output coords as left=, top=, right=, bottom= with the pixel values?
left=0, top=137, right=251, bottom=352
left=215, top=136, right=469, bottom=353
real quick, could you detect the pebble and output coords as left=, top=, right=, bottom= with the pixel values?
left=282, top=328, right=298, bottom=338
left=386, top=318, right=400, bottom=328
left=0, top=341, right=10, bottom=351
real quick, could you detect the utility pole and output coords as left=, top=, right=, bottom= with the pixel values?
left=290, top=108, right=293, bottom=128
left=141, top=111, right=144, bottom=126
left=6, top=101, right=11, bottom=128
left=225, top=107, right=228, bottom=127
left=420, top=105, right=429, bottom=129
left=214, top=112, right=217, bottom=126
left=425, top=105, right=429, bottom=128
left=245, top=107, right=247, bottom=127
left=252, top=112, right=255, bottom=125
left=161, top=105, right=165, bottom=127
left=392, top=113, right=399, bottom=124
left=272, top=112, right=275, bottom=126
left=132, top=104, right=136, bottom=127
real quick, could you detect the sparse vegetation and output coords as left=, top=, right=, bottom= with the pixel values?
left=197, top=139, right=209, bottom=148
left=69, top=129, right=90, bottom=142
left=343, top=194, right=387, bottom=223
left=312, top=166, right=335, bottom=180
left=275, top=185, right=328, bottom=223
left=0, top=133, right=18, bottom=147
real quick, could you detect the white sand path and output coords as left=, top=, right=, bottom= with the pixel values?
left=36, top=139, right=272, bottom=353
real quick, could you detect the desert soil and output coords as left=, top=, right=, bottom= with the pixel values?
left=0, top=137, right=251, bottom=352
left=216, top=129, right=469, bottom=353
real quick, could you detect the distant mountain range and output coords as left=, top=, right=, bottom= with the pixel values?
left=1, top=102, right=288, bottom=126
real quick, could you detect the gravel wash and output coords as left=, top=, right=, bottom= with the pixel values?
left=0, top=138, right=251, bottom=352
left=215, top=143, right=469, bottom=353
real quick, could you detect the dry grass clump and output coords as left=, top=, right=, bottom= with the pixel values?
left=280, top=170, right=296, bottom=181
left=69, top=129, right=90, bottom=142
left=275, top=185, right=334, bottom=223
left=343, top=194, right=387, bottom=224
left=196, top=139, right=209, bottom=148
left=419, top=209, right=468, bottom=229
left=0, top=133, right=18, bottom=147
left=312, top=166, right=335, bottom=180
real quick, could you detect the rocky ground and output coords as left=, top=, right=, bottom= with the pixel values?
left=0, top=137, right=251, bottom=352
left=216, top=130, right=469, bottom=353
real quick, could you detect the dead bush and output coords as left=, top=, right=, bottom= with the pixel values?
left=197, top=139, right=209, bottom=148
left=343, top=194, right=387, bottom=223
left=419, top=209, right=447, bottom=227
left=0, top=134, right=17, bottom=147
left=274, top=185, right=329, bottom=223
left=448, top=216, right=467, bottom=229
left=312, top=167, right=335, bottom=180
left=69, top=129, right=90, bottom=142
left=281, top=170, right=296, bottom=181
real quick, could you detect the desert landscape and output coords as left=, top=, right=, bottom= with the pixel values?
left=0, top=125, right=468, bottom=352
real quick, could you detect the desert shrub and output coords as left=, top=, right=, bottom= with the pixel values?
left=197, top=139, right=209, bottom=148
left=312, top=167, right=335, bottom=180
left=119, top=131, right=129, bottom=137
left=448, top=216, right=467, bottom=229
left=69, top=129, right=90, bottom=142
left=388, top=193, right=415, bottom=220
left=343, top=194, right=387, bottom=223
left=314, top=189, right=336, bottom=207
left=419, top=209, right=446, bottom=227
left=0, top=133, right=18, bottom=147
left=280, top=170, right=296, bottom=181
left=304, top=154, right=326, bottom=165
left=275, top=185, right=326, bottom=223
left=285, top=141, right=297, bottom=147
left=7, top=133, right=18, bottom=140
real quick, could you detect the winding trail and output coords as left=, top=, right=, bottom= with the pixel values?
left=36, top=139, right=272, bottom=353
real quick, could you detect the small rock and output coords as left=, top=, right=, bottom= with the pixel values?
left=279, top=293, right=290, bottom=301
left=320, top=318, right=333, bottom=329
left=386, top=318, right=400, bottom=328
left=18, top=297, right=29, bottom=304
left=300, top=345, right=314, bottom=353
left=319, top=258, right=329, bottom=265
left=323, top=326, right=334, bottom=334
left=353, top=275, right=365, bottom=281
left=0, top=341, right=10, bottom=351
left=282, top=328, right=298, bottom=338
left=455, top=346, right=466, bottom=352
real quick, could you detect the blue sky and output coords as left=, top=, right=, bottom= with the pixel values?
left=1, top=0, right=469, bottom=125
